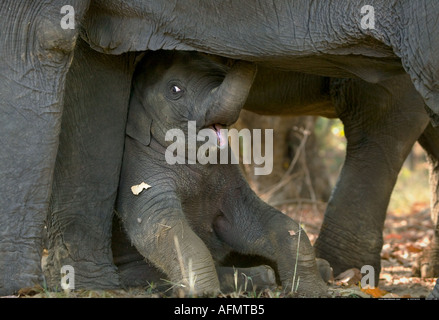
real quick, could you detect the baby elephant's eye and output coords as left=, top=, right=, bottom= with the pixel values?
left=166, top=82, right=185, bottom=100
left=171, top=85, right=182, bottom=93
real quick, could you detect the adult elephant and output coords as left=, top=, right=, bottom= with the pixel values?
left=1, top=0, right=439, bottom=297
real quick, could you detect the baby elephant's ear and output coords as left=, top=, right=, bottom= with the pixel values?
left=126, top=95, right=152, bottom=146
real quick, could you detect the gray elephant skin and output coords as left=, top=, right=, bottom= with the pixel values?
left=114, top=50, right=326, bottom=296
left=1, top=1, right=439, bottom=298
left=246, top=66, right=439, bottom=284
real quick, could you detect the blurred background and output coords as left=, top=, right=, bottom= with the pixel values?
left=233, top=112, right=435, bottom=297
left=234, top=111, right=429, bottom=210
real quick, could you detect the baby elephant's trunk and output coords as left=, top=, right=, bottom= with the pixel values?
left=270, top=212, right=328, bottom=297
left=204, top=61, right=257, bottom=126
left=257, top=204, right=328, bottom=297
left=217, top=183, right=327, bottom=297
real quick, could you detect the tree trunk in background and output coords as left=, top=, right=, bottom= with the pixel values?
left=233, top=110, right=332, bottom=205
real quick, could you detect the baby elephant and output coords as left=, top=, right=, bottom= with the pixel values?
left=115, top=50, right=326, bottom=296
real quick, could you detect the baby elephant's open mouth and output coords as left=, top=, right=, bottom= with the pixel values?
left=209, top=124, right=228, bottom=149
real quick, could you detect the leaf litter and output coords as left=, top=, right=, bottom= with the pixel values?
left=282, top=201, right=436, bottom=298
left=8, top=202, right=437, bottom=298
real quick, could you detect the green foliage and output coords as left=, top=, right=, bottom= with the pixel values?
left=314, top=117, right=430, bottom=214
left=314, top=118, right=346, bottom=185
left=388, top=161, right=429, bottom=213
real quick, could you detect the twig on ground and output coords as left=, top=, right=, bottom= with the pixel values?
left=259, top=122, right=312, bottom=202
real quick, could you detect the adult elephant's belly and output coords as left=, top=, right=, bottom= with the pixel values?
left=263, top=54, right=405, bottom=83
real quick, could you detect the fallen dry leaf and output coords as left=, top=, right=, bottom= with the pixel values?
left=279, top=200, right=434, bottom=298
left=131, top=182, right=152, bottom=195
left=406, top=244, right=422, bottom=253
left=361, top=287, right=388, bottom=298
left=384, top=233, right=403, bottom=241
left=327, top=286, right=371, bottom=298
left=288, top=230, right=296, bottom=236
left=17, top=285, right=44, bottom=297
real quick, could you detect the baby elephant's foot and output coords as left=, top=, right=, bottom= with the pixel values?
left=316, top=258, right=334, bottom=283
left=217, top=265, right=277, bottom=293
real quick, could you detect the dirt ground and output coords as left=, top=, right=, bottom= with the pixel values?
left=284, top=202, right=437, bottom=298
left=2, top=202, right=436, bottom=299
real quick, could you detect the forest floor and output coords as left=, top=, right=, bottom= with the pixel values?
left=6, top=201, right=435, bottom=299
left=284, top=201, right=437, bottom=298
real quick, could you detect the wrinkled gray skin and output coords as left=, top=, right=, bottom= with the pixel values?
left=113, top=55, right=439, bottom=297
left=1, top=1, right=439, bottom=297
left=112, top=217, right=280, bottom=293
left=114, top=51, right=326, bottom=296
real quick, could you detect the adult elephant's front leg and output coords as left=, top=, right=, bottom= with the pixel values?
left=0, top=1, right=90, bottom=295
left=45, top=39, right=135, bottom=289
left=315, top=76, right=429, bottom=280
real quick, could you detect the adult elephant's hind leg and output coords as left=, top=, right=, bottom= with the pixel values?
left=45, top=39, right=135, bottom=290
left=315, top=76, right=429, bottom=281
left=417, top=124, right=439, bottom=279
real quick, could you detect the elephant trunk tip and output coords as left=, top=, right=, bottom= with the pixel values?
left=205, top=60, right=257, bottom=126
left=206, top=123, right=228, bottom=149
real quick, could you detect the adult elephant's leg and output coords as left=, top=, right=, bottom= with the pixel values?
left=0, top=1, right=89, bottom=295
left=417, top=124, right=439, bottom=278
left=45, top=38, right=135, bottom=289
left=314, top=75, right=429, bottom=280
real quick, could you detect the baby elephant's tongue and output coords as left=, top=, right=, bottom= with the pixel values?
left=213, top=124, right=228, bottom=149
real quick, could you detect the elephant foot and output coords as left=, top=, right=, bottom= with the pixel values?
left=117, top=260, right=173, bottom=293
left=413, top=239, right=439, bottom=278
left=45, top=210, right=120, bottom=290
left=427, top=278, right=439, bottom=300
left=44, top=246, right=120, bottom=291
left=119, top=263, right=278, bottom=296
left=0, top=247, right=44, bottom=296
left=316, top=258, right=334, bottom=283
left=314, top=217, right=382, bottom=283
left=44, top=260, right=120, bottom=291
left=216, top=265, right=277, bottom=293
